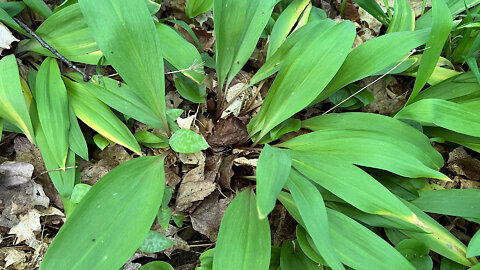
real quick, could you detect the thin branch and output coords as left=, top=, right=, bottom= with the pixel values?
left=33, top=166, right=78, bottom=180
left=13, top=17, right=90, bottom=82
left=322, top=48, right=423, bottom=115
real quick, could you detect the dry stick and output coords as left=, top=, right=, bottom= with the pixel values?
left=33, top=166, right=78, bottom=180
left=321, top=49, right=420, bottom=115
left=13, top=17, right=90, bottom=82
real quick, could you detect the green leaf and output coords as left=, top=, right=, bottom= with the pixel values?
left=0, top=2, right=25, bottom=16
left=440, top=257, right=467, bottom=270
left=156, top=23, right=205, bottom=84
left=214, top=0, right=276, bottom=93
left=0, top=55, right=34, bottom=142
left=23, top=0, right=53, bottom=18
left=17, top=4, right=101, bottom=64
left=395, top=239, right=433, bottom=270
left=70, top=183, right=91, bottom=204
left=40, top=156, right=166, bottom=270
left=256, top=144, right=291, bottom=219
left=411, top=189, right=480, bottom=219
left=135, top=131, right=169, bottom=149
left=213, top=189, right=271, bottom=270
left=355, top=0, right=389, bottom=25
left=174, top=74, right=206, bottom=104
left=287, top=170, right=343, bottom=270
left=296, top=226, right=326, bottom=264
left=0, top=6, right=26, bottom=34
left=68, top=105, right=88, bottom=160
left=36, top=58, right=69, bottom=169
left=139, top=231, right=175, bottom=253
left=69, top=73, right=164, bottom=129
left=280, top=241, right=322, bottom=269
left=64, top=79, right=141, bottom=154
left=186, top=0, right=213, bottom=18
left=139, top=261, right=174, bottom=270
left=467, top=230, right=480, bottom=258
left=169, top=129, right=209, bottom=154
left=250, top=20, right=356, bottom=140
left=386, top=0, right=415, bottom=33
left=78, top=0, right=168, bottom=130
left=267, top=0, right=310, bottom=59
left=413, top=72, right=480, bottom=103
left=313, top=29, right=430, bottom=103
left=396, top=99, right=480, bottom=138
left=197, top=249, right=215, bottom=270
left=406, top=0, right=452, bottom=104
left=0, top=118, right=3, bottom=143
left=257, top=118, right=301, bottom=144
left=415, top=0, right=480, bottom=30
left=283, top=113, right=446, bottom=179
left=93, top=134, right=110, bottom=151
left=423, top=127, right=480, bottom=153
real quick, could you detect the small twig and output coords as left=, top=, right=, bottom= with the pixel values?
left=13, top=17, right=90, bottom=82
left=322, top=48, right=423, bottom=115
left=33, top=166, right=78, bottom=180
left=165, top=59, right=205, bottom=75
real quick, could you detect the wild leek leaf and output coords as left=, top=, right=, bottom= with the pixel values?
left=410, top=189, right=480, bottom=219
left=36, top=57, right=70, bottom=169
left=280, top=241, right=321, bottom=269
left=396, top=99, right=480, bottom=138
left=287, top=170, right=344, bottom=270
left=64, top=79, right=141, bottom=154
left=395, top=239, right=433, bottom=269
left=78, top=0, right=168, bottom=130
left=249, top=20, right=355, bottom=140
left=139, top=261, right=174, bottom=270
left=69, top=73, right=164, bottom=129
left=214, top=0, right=276, bottom=93
left=406, top=0, right=452, bottom=104
left=139, top=231, right=175, bottom=253
left=40, top=156, right=166, bottom=269
left=467, top=230, right=480, bottom=258
left=93, top=134, right=110, bottom=151
left=386, top=0, right=415, bottom=33
left=185, top=0, right=213, bottom=18
left=174, top=73, right=207, bottom=104
left=68, top=105, right=88, bottom=160
left=0, top=55, right=34, bottom=142
left=169, top=129, right=209, bottom=154
left=213, top=189, right=271, bottom=270
left=23, top=0, right=53, bottom=18
left=267, top=0, right=310, bottom=59
left=256, top=144, right=291, bottom=219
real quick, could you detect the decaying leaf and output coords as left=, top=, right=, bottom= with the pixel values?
left=208, top=115, right=248, bottom=146
left=191, top=192, right=231, bottom=241
left=175, top=164, right=216, bottom=212
left=233, top=157, right=258, bottom=168
left=3, top=248, right=27, bottom=269
left=0, top=162, right=34, bottom=188
left=0, top=22, right=18, bottom=55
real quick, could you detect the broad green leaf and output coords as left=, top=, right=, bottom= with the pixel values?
left=93, top=134, right=110, bottom=151
left=411, top=189, right=480, bottom=219
left=257, top=118, right=301, bottom=144
left=396, top=99, right=480, bottom=138
left=40, top=156, right=166, bottom=270
left=0, top=6, right=26, bottom=34
left=70, top=183, right=91, bottom=204
left=267, top=0, right=310, bottom=59
left=286, top=151, right=422, bottom=225
left=395, top=239, right=433, bottom=270
left=440, top=257, right=467, bottom=270
left=139, top=231, right=175, bottom=253
left=406, top=0, right=452, bottom=104
left=169, top=129, right=209, bottom=154
left=278, top=192, right=415, bottom=270
left=54, top=0, right=77, bottom=12
left=296, top=226, right=326, bottom=264
left=0, top=55, right=34, bottom=142
left=282, top=115, right=446, bottom=180
left=36, top=57, right=69, bottom=169
left=313, top=29, right=430, bottom=103
left=17, top=4, right=101, bottom=64
left=0, top=2, right=25, bottom=16
left=78, top=0, right=168, bottom=130
left=156, top=23, right=204, bottom=84
left=467, top=230, right=480, bottom=258
left=302, top=112, right=445, bottom=173
left=186, top=0, right=213, bottom=18
left=64, top=79, right=141, bottom=154
left=213, top=189, right=270, bottom=270
left=415, top=0, right=480, bottom=30
left=69, top=73, right=164, bottom=129
left=386, top=0, right=415, bottom=33
left=423, top=127, right=480, bottom=153
left=280, top=241, right=321, bottom=269
left=174, top=74, right=206, bottom=104
left=256, top=144, right=291, bottom=219
left=197, top=249, right=215, bottom=270
left=139, top=261, right=174, bottom=270
left=250, top=21, right=356, bottom=140
left=68, top=105, right=88, bottom=160
left=414, top=72, right=480, bottom=103
left=355, top=0, right=389, bottom=25
left=399, top=200, right=477, bottom=266
left=214, top=0, right=276, bottom=93
left=23, top=0, right=53, bottom=18
left=287, top=170, right=344, bottom=270
left=135, top=131, right=169, bottom=149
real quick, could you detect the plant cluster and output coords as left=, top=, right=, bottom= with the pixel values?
left=1, top=0, right=480, bottom=269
